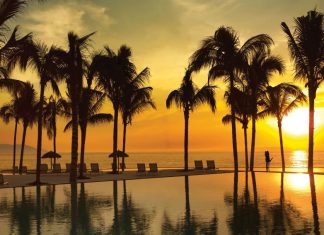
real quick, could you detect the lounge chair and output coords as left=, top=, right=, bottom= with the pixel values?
left=206, top=160, right=218, bottom=170
left=120, top=162, right=126, bottom=170
left=53, top=163, right=61, bottom=173
left=0, top=174, right=8, bottom=186
left=66, top=163, right=71, bottom=173
left=149, top=163, right=158, bottom=173
left=194, top=160, right=204, bottom=170
left=137, top=163, right=146, bottom=174
left=90, top=163, right=100, bottom=173
left=40, top=164, right=48, bottom=174
left=21, top=166, right=28, bottom=174
left=13, top=166, right=18, bottom=174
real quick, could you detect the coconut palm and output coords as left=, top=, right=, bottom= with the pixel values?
left=281, top=10, right=324, bottom=173
left=259, top=83, right=306, bottom=172
left=120, top=67, right=156, bottom=171
left=16, top=82, right=38, bottom=174
left=166, top=69, right=216, bottom=171
left=222, top=87, right=253, bottom=172
left=190, top=26, right=273, bottom=172
left=246, top=51, right=284, bottom=171
left=94, top=45, right=136, bottom=174
left=51, top=32, right=94, bottom=182
left=7, top=42, right=62, bottom=184
left=43, top=95, right=68, bottom=165
left=64, top=88, right=113, bottom=178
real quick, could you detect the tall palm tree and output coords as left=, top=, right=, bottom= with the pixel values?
left=16, top=82, right=38, bottom=174
left=120, top=67, right=156, bottom=171
left=281, top=10, right=324, bottom=173
left=222, top=87, right=253, bottom=172
left=0, top=78, right=25, bottom=174
left=7, top=42, right=62, bottom=184
left=64, top=88, right=113, bottom=178
left=43, top=95, right=68, bottom=164
left=95, top=45, right=136, bottom=174
left=246, top=51, right=284, bottom=171
left=190, top=26, right=273, bottom=172
left=166, top=69, right=216, bottom=171
left=52, top=32, right=94, bottom=182
left=259, top=83, right=306, bottom=172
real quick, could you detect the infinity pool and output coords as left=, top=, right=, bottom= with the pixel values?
left=0, top=172, right=323, bottom=234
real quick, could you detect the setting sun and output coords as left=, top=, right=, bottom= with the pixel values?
left=282, top=108, right=320, bottom=136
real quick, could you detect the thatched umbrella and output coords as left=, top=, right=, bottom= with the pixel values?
left=42, top=151, right=62, bottom=169
left=109, top=150, right=129, bottom=172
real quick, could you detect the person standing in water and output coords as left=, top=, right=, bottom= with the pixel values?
left=265, top=151, right=273, bottom=172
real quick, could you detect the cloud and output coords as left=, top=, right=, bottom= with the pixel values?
left=19, top=1, right=114, bottom=47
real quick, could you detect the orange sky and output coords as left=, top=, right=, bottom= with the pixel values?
left=1, top=0, right=324, bottom=153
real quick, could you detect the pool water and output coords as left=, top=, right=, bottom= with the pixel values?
left=0, top=172, right=323, bottom=234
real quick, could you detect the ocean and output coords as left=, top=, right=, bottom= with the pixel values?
left=1, top=150, right=324, bottom=172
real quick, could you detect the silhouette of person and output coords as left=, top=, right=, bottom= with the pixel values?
left=265, top=151, right=273, bottom=172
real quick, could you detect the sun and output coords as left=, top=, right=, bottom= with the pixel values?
left=281, top=108, right=320, bottom=136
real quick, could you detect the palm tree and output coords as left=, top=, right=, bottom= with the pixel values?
left=0, top=78, right=25, bottom=174
left=222, top=87, right=253, bottom=172
left=166, top=69, right=216, bottom=171
left=259, top=83, right=306, bottom=172
left=246, top=51, right=284, bottom=171
left=120, top=67, right=156, bottom=171
left=281, top=10, right=324, bottom=173
left=64, top=88, right=113, bottom=178
left=52, top=32, right=94, bottom=182
left=190, top=26, right=273, bottom=172
left=7, top=42, right=62, bottom=184
left=95, top=45, right=136, bottom=174
left=16, top=82, right=38, bottom=174
left=43, top=95, right=68, bottom=165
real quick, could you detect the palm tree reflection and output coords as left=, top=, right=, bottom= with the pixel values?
left=162, top=176, right=218, bottom=234
left=226, top=172, right=313, bottom=234
left=309, top=174, right=320, bottom=235
left=109, top=180, right=154, bottom=234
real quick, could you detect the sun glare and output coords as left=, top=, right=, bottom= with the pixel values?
left=281, top=108, right=320, bottom=136
left=286, top=174, right=310, bottom=192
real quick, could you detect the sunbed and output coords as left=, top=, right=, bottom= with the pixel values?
left=0, top=174, right=8, bottom=186
left=53, top=163, right=61, bottom=173
left=40, top=164, right=48, bottom=174
left=90, top=163, right=100, bottom=173
left=149, top=163, right=158, bottom=173
left=194, top=160, right=204, bottom=170
left=137, top=163, right=146, bottom=174
left=206, top=160, right=218, bottom=170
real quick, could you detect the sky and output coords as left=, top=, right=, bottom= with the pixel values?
left=1, top=0, right=324, bottom=154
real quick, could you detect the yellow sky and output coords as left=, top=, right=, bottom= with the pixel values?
left=1, top=0, right=324, bottom=153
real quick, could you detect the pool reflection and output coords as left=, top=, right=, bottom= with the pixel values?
left=0, top=172, right=323, bottom=234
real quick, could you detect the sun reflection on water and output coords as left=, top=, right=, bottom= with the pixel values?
left=291, top=150, right=308, bottom=171
left=286, top=173, right=310, bottom=192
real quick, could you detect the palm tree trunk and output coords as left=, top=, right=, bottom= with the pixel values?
left=12, top=118, right=18, bottom=175
left=308, top=94, right=315, bottom=173
left=70, top=95, right=79, bottom=183
left=184, top=109, right=189, bottom=171
left=53, top=117, right=57, bottom=165
left=112, top=105, right=119, bottom=174
left=230, top=76, right=238, bottom=172
left=122, top=122, right=127, bottom=172
left=243, top=126, right=249, bottom=172
left=19, top=124, right=27, bottom=175
left=36, top=83, right=45, bottom=184
left=79, top=125, right=87, bottom=178
left=250, top=115, right=256, bottom=171
left=278, top=119, right=285, bottom=172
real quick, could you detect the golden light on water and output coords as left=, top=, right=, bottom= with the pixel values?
left=291, top=150, right=308, bottom=171
left=286, top=173, right=309, bottom=191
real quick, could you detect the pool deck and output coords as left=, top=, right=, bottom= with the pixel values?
left=0, top=169, right=234, bottom=188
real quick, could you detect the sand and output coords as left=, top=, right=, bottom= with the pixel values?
left=0, top=169, right=234, bottom=189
